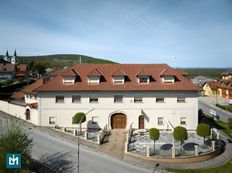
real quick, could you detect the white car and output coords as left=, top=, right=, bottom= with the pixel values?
left=228, top=99, right=232, bottom=105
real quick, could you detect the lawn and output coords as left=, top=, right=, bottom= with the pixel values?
left=169, top=113, right=232, bottom=173
left=216, top=104, right=232, bottom=113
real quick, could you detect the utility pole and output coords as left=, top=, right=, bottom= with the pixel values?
left=77, top=108, right=95, bottom=173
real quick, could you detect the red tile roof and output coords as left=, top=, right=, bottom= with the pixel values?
left=203, top=81, right=218, bottom=90
left=87, top=69, right=102, bottom=76
left=16, top=64, right=27, bottom=72
left=36, top=64, right=198, bottom=92
left=0, top=63, right=15, bottom=72
left=160, top=68, right=180, bottom=76
left=11, top=91, right=25, bottom=100
left=63, top=69, right=79, bottom=77
left=112, top=69, right=127, bottom=76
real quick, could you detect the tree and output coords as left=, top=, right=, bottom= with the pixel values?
left=196, top=123, right=211, bottom=144
left=149, top=128, right=160, bottom=154
left=73, top=112, right=86, bottom=134
left=228, top=118, right=232, bottom=129
left=173, top=126, right=188, bottom=150
left=0, top=121, right=33, bottom=172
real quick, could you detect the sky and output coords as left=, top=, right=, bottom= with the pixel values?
left=0, top=0, right=232, bottom=67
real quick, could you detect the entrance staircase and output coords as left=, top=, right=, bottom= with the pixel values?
left=98, top=129, right=127, bottom=160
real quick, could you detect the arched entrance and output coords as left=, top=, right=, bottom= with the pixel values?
left=138, top=115, right=144, bottom=129
left=111, top=113, right=127, bottom=129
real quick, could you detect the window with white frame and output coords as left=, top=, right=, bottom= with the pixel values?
left=158, top=117, right=164, bottom=125
left=89, top=97, right=98, bottom=103
left=55, top=95, right=64, bottom=103
left=177, top=97, right=186, bottom=103
left=180, top=117, right=187, bottom=125
left=88, top=76, right=100, bottom=84
left=134, top=96, right=143, bottom=103
left=138, top=76, right=150, bottom=84
left=49, top=116, right=56, bottom=125
left=113, top=76, right=124, bottom=84
left=114, top=95, right=123, bottom=103
left=156, top=97, right=165, bottom=103
left=72, top=95, right=81, bottom=103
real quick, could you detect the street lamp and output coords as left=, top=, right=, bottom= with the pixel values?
left=77, top=108, right=95, bottom=173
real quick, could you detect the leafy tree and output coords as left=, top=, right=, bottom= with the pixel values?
left=228, top=118, right=232, bottom=129
left=0, top=120, right=33, bottom=172
left=196, top=123, right=211, bottom=144
left=149, top=128, right=160, bottom=154
left=73, top=112, right=86, bottom=134
left=173, top=126, right=188, bottom=150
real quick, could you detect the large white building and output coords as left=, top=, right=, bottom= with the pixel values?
left=10, top=64, right=198, bottom=130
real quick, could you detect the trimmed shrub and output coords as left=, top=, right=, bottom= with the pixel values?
left=173, top=126, right=188, bottom=150
left=149, top=128, right=160, bottom=154
left=196, top=123, right=210, bottom=144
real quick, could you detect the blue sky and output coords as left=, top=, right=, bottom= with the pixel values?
left=0, top=0, right=232, bottom=67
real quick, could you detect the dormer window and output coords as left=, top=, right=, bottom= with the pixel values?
left=113, top=76, right=124, bottom=84
left=88, top=76, right=100, bottom=84
left=112, top=69, right=126, bottom=84
left=63, top=76, right=76, bottom=84
left=162, top=76, right=175, bottom=83
left=87, top=69, right=102, bottom=84
left=63, top=69, right=79, bottom=84
left=138, top=76, right=150, bottom=84
left=160, top=68, right=178, bottom=83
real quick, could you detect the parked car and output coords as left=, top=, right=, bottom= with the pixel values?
left=228, top=99, right=232, bottom=105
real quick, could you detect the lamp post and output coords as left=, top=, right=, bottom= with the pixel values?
left=77, top=108, right=95, bottom=173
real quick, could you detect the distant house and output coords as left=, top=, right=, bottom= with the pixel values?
left=217, top=79, right=232, bottom=99
left=202, top=81, right=219, bottom=96
left=221, top=70, right=232, bottom=80
left=0, top=50, right=28, bottom=80
left=0, top=63, right=16, bottom=80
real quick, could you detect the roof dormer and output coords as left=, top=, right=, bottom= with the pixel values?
left=63, top=69, right=79, bottom=84
left=87, top=69, right=102, bottom=84
left=137, top=69, right=151, bottom=84
left=112, top=69, right=127, bottom=84
left=160, top=68, right=178, bottom=83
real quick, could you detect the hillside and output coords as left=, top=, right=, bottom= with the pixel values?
left=0, top=54, right=116, bottom=69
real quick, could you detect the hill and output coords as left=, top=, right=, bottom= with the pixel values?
left=0, top=54, right=116, bottom=69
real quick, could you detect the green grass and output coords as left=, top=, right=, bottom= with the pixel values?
left=216, top=104, right=232, bottom=113
left=169, top=114, right=232, bottom=173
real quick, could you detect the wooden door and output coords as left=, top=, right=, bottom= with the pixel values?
left=139, top=116, right=144, bottom=129
left=111, top=113, right=126, bottom=129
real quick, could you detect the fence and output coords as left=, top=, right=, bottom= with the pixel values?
left=0, top=100, right=39, bottom=125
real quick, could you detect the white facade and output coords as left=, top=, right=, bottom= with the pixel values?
left=38, top=91, right=198, bottom=130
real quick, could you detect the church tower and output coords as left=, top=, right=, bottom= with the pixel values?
left=11, top=50, right=18, bottom=64
left=3, top=50, right=10, bottom=62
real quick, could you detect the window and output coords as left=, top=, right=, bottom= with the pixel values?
left=49, top=117, right=55, bottom=125
left=158, top=117, right=164, bottom=125
left=34, top=95, right=37, bottom=100
left=72, top=95, right=81, bottom=103
left=138, top=76, right=149, bottom=83
left=55, top=96, right=64, bottom=103
left=177, top=97, right=186, bottom=103
left=89, top=97, right=98, bottom=103
left=162, top=76, right=175, bottom=83
left=156, top=97, right=165, bottom=103
left=88, top=76, right=100, bottom=84
left=25, top=109, right=30, bottom=120
left=114, top=95, right=123, bottom=103
left=134, top=96, right=143, bottom=103
left=180, top=117, right=187, bottom=125
left=113, top=77, right=124, bottom=84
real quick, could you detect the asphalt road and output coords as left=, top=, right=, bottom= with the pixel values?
left=0, top=111, right=152, bottom=173
left=199, top=101, right=232, bottom=121
left=31, top=128, right=152, bottom=173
